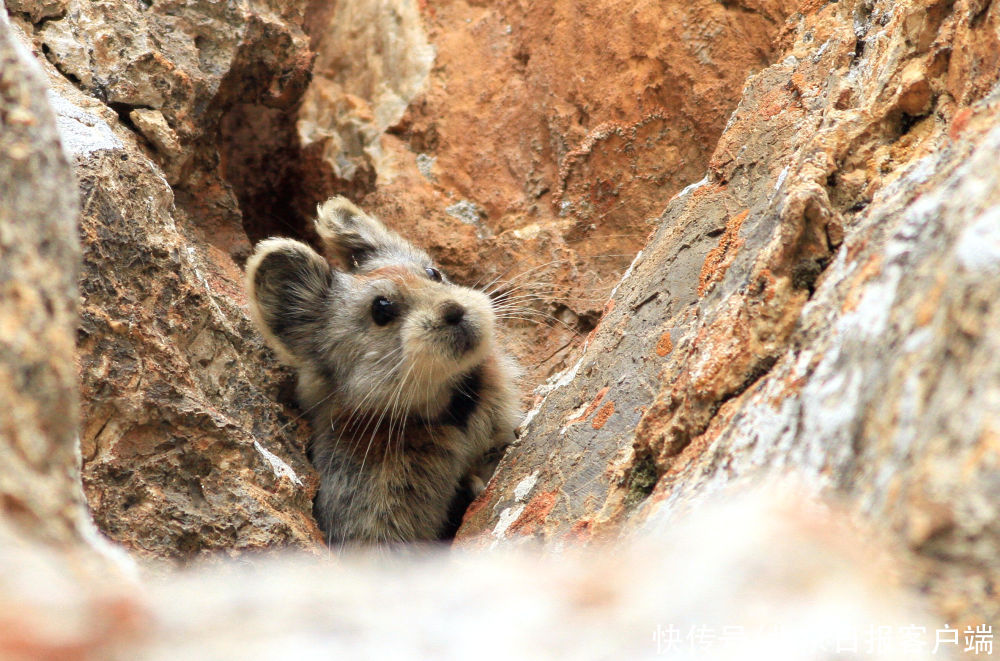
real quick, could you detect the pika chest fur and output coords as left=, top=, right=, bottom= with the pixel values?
left=245, top=197, right=520, bottom=546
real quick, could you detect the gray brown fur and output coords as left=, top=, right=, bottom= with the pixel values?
left=245, top=197, right=520, bottom=546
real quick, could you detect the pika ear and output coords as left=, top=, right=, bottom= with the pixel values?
left=245, top=238, right=333, bottom=366
left=314, top=196, right=423, bottom=270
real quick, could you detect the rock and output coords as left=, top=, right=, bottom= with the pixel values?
left=460, top=0, right=1000, bottom=626
left=5, top=0, right=64, bottom=22
left=128, top=109, right=183, bottom=184
left=5, top=1, right=323, bottom=560
left=0, top=487, right=943, bottom=660
left=0, top=7, right=84, bottom=549
left=30, top=0, right=314, bottom=262
left=35, top=0, right=311, bottom=184
left=298, top=0, right=800, bottom=385
left=73, top=133, right=323, bottom=561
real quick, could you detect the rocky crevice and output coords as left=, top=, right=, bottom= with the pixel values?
left=7, top=0, right=798, bottom=560
left=298, top=0, right=800, bottom=388
left=3, top=0, right=1000, bottom=630
left=461, top=0, right=1000, bottom=625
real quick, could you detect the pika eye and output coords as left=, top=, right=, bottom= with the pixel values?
left=371, top=296, right=399, bottom=326
left=425, top=267, right=443, bottom=282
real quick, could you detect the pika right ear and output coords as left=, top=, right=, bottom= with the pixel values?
left=245, top=238, right=333, bottom=366
left=314, top=196, right=423, bottom=270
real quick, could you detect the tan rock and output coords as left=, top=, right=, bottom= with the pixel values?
left=0, top=8, right=84, bottom=549
left=129, top=108, right=183, bottom=184
left=5, top=0, right=65, bottom=21
left=7, top=0, right=323, bottom=561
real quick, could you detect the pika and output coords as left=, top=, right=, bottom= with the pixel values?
left=245, top=197, right=520, bottom=546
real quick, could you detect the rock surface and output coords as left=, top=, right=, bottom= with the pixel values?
left=7, top=0, right=323, bottom=560
left=2, top=0, right=1000, bottom=647
left=460, top=0, right=1000, bottom=627
left=0, top=7, right=84, bottom=549
left=0, top=489, right=942, bottom=660
left=299, top=0, right=799, bottom=384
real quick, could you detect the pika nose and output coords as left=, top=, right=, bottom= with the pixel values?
left=441, top=301, right=465, bottom=325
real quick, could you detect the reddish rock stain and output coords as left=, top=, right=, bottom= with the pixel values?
left=566, top=518, right=594, bottom=543
left=698, top=209, right=748, bottom=296
left=508, top=490, right=558, bottom=535
left=950, top=107, right=973, bottom=140
left=592, top=401, right=615, bottom=429
left=459, top=475, right=499, bottom=528
left=567, top=386, right=609, bottom=425
left=655, top=331, right=673, bottom=357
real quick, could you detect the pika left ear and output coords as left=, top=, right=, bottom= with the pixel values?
left=314, top=196, right=426, bottom=271
left=245, top=238, right=334, bottom=367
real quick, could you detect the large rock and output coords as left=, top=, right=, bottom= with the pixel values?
left=0, top=487, right=943, bottom=660
left=298, top=0, right=800, bottom=384
left=0, top=7, right=84, bottom=549
left=461, top=0, right=1000, bottom=625
left=6, top=1, right=323, bottom=560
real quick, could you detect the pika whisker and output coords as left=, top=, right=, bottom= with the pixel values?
left=246, top=196, right=520, bottom=547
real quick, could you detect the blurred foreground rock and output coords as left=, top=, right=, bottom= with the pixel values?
left=0, top=489, right=944, bottom=661
left=0, top=5, right=84, bottom=549
left=461, top=0, right=1000, bottom=626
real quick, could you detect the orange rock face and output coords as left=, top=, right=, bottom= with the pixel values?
left=300, top=0, right=797, bottom=386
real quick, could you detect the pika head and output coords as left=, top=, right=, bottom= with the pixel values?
left=246, top=197, right=520, bottom=545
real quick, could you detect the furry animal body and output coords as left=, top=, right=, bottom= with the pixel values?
left=246, top=197, right=520, bottom=545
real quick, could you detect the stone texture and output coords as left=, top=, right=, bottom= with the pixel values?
left=28, top=0, right=314, bottom=262
left=0, top=7, right=84, bottom=548
left=460, top=0, right=1000, bottom=627
left=4, top=0, right=1000, bottom=642
left=6, top=1, right=323, bottom=560
left=74, top=137, right=322, bottom=561
left=298, top=0, right=799, bottom=386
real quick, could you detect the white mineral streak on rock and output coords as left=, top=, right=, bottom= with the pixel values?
left=491, top=504, right=526, bottom=539
left=955, top=205, right=1000, bottom=273
left=47, top=91, right=123, bottom=157
left=513, top=471, right=539, bottom=502
left=671, top=175, right=709, bottom=202
left=254, top=441, right=304, bottom=487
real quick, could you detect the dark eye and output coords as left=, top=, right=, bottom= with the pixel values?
left=425, top=267, right=443, bottom=282
left=371, top=296, right=399, bottom=326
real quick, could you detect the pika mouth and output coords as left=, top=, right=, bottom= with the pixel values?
left=443, top=323, right=478, bottom=357
left=433, top=300, right=482, bottom=358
